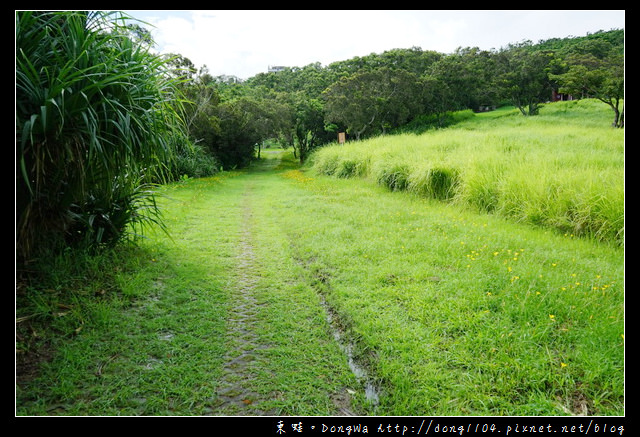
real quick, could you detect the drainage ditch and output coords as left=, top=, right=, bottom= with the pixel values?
left=301, top=255, right=382, bottom=410
left=321, top=295, right=381, bottom=407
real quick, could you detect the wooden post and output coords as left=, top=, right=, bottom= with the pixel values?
left=338, top=132, right=346, bottom=145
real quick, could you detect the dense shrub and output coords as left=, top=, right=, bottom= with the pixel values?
left=16, top=11, right=185, bottom=258
left=374, top=161, right=411, bottom=192
left=173, top=143, right=220, bottom=179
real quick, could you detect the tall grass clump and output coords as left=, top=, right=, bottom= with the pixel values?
left=373, top=158, right=412, bottom=192
left=310, top=100, right=624, bottom=245
left=312, top=149, right=341, bottom=176
left=16, top=11, right=186, bottom=260
left=408, top=165, right=460, bottom=200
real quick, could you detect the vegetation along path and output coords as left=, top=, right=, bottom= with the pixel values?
left=16, top=149, right=623, bottom=416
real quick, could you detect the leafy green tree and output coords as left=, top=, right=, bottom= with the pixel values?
left=210, top=95, right=292, bottom=168
left=254, top=93, right=294, bottom=158
left=327, top=47, right=442, bottom=78
left=291, top=93, right=325, bottom=163
left=495, top=44, right=556, bottom=116
left=16, top=11, right=186, bottom=258
left=418, top=76, right=456, bottom=126
left=378, top=47, right=443, bottom=75
left=155, top=59, right=225, bottom=178
left=211, top=98, right=259, bottom=169
left=428, top=47, right=497, bottom=111
left=323, top=68, right=422, bottom=140
left=538, top=29, right=624, bottom=57
left=551, top=50, right=624, bottom=127
left=178, top=63, right=222, bottom=168
left=246, top=62, right=338, bottom=101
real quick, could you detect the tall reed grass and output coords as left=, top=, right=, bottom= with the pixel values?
left=311, top=100, right=624, bottom=245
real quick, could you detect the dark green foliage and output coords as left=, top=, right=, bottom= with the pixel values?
left=189, top=30, right=624, bottom=164
left=16, top=11, right=185, bottom=258
left=173, top=143, right=220, bottom=179
left=208, top=98, right=262, bottom=169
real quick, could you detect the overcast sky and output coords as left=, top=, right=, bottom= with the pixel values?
left=123, top=10, right=625, bottom=80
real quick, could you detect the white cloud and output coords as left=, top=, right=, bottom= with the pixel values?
left=125, top=10, right=625, bottom=79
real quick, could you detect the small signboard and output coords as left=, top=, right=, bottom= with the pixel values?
left=338, top=132, right=346, bottom=144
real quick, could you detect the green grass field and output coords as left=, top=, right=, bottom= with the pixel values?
left=16, top=100, right=624, bottom=416
left=312, top=100, right=624, bottom=245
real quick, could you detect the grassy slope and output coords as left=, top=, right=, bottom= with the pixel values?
left=16, top=102, right=624, bottom=416
left=279, top=166, right=623, bottom=415
left=311, top=100, right=624, bottom=245
left=303, top=101, right=624, bottom=414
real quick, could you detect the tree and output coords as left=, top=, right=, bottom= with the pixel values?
left=291, top=93, right=325, bottom=163
left=495, top=44, right=556, bottom=116
left=209, top=95, right=292, bottom=168
left=163, top=52, right=198, bottom=82
left=326, top=47, right=442, bottom=78
left=16, top=11, right=185, bottom=258
left=323, top=68, right=422, bottom=140
left=211, top=98, right=261, bottom=169
left=428, top=47, right=497, bottom=112
left=551, top=51, right=624, bottom=127
left=378, top=47, right=443, bottom=76
left=419, top=76, right=456, bottom=126
left=179, top=62, right=222, bottom=149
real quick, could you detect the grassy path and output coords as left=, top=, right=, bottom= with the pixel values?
left=215, top=179, right=269, bottom=412
left=213, top=176, right=273, bottom=413
left=147, top=151, right=363, bottom=415
left=16, top=150, right=624, bottom=416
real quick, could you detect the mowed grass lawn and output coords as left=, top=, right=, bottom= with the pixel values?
left=17, top=102, right=624, bottom=416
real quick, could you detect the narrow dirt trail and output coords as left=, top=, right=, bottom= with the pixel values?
left=211, top=160, right=280, bottom=415
left=17, top=151, right=363, bottom=416
left=214, top=179, right=293, bottom=415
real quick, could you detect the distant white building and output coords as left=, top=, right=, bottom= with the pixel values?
left=268, top=65, right=287, bottom=73
left=215, top=74, right=243, bottom=84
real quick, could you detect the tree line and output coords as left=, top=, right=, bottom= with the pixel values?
left=15, top=11, right=623, bottom=261
left=177, top=27, right=622, bottom=169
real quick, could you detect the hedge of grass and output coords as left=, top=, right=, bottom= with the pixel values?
left=311, top=100, right=624, bottom=245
